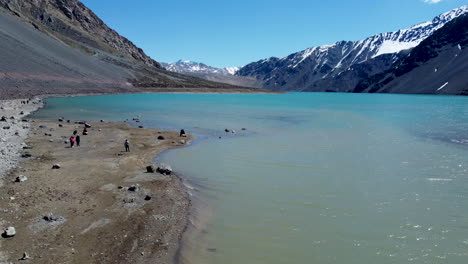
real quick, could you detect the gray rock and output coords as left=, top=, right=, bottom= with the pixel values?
left=3, top=226, right=16, bottom=237
left=19, top=252, right=31, bottom=260
left=15, top=175, right=28, bottom=182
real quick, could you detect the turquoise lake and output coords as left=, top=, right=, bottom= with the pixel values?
left=34, top=93, right=468, bottom=264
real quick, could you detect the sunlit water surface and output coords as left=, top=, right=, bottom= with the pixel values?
left=34, top=93, right=468, bottom=264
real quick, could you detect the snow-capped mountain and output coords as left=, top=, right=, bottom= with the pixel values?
left=236, top=5, right=467, bottom=92
left=354, top=13, right=468, bottom=95
left=162, top=60, right=239, bottom=75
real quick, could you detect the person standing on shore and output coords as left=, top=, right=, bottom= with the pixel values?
left=76, top=135, right=81, bottom=147
left=180, top=129, right=186, bottom=137
left=124, top=139, right=130, bottom=152
left=70, top=136, right=75, bottom=148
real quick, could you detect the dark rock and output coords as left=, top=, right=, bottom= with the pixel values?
left=43, top=213, right=60, bottom=222
left=157, top=136, right=165, bottom=140
left=225, top=129, right=230, bottom=132
left=52, top=164, right=61, bottom=169
left=21, top=153, right=32, bottom=158
left=23, top=146, right=33, bottom=150
left=144, top=195, right=152, bottom=201
left=138, top=126, right=143, bottom=128
left=0, top=116, right=7, bottom=122
left=156, top=164, right=172, bottom=175
left=146, top=165, right=155, bottom=173
left=58, top=124, right=63, bottom=127
left=3, top=126, right=11, bottom=130
left=58, top=118, right=63, bottom=122
left=128, top=185, right=140, bottom=192
left=84, top=123, right=91, bottom=128
left=19, top=252, right=30, bottom=261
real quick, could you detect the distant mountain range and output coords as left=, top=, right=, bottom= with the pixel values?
left=162, top=60, right=239, bottom=75
left=235, top=5, right=467, bottom=94
left=161, top=6, right=467, bottom=95
left=0, top=0, right=259, bottom=99
left=353, top=13, right=467, bottom=95
left=161, top=60, right=261, bottom=88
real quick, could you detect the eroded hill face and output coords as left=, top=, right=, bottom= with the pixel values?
left=0, top=0, right=261, bottom=99
left=0, top=0, right=161, bottom=68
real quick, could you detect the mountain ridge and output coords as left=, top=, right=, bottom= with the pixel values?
left=236, top=5, right=467, bottom=93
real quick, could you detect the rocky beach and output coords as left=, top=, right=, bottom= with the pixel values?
left=0, top=99, right=43, bottom=187
left=0, top=100, right=193, bottom=264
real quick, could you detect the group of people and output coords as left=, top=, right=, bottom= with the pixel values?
left=69, top=127, right=88, bottom=148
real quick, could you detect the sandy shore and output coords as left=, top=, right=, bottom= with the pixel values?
left=0, top=114, right=193, bottom=263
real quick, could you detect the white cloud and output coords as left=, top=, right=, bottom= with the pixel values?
left=423, top=0, right=444, bottom=3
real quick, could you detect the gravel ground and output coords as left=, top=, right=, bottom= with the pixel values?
left=0, top=98, right=43, bottom=186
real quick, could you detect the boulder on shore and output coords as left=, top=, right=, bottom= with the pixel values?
left=156, top=164, right=172, bottom=175
left=2, top=226, right=16, bottom=238
left=146, top=165, right=155, bottom=173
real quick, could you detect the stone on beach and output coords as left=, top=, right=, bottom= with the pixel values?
left=15, top=175, right=28, bottom=182
left=156, top=164, right=172, bottom=175
left=3, top=226, right=16, bottom=238
left=146, top=165, right=155, bottom=173
left=52, top=164, right=61, bottom=169
left=128, top=184, right=140, bottom=192
left=19, top=252, right=31, bottom=261
left=157, top=136, right=165, bottom=140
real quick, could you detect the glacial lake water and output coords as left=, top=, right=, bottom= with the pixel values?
left=34, top=93, right=468, bottom=264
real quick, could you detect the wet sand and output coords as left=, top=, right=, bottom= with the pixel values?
left=0, top=118, right=193, bottom=263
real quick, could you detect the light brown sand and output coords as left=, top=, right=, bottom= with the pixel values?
left=0, top=119, right=193, bottom=263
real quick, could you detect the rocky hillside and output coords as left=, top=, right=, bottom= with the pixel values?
left=353, top=14, right=468, bottom=95
left=0, top=0, right=161, bottom=68
left=236, top=6, right=467, bottom=92
left=0, top=0, right=262, bottom=99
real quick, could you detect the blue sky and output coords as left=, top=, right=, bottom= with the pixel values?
left=80, top=0, right=466, bottom=68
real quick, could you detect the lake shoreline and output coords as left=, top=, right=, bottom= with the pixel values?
left=0, top=101, right=195, bottom=263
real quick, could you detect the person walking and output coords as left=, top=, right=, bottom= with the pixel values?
left=124, top=139, right=130, bottom=152
left=70, top=136, right=75, bottom=148
left=76, top=135, right=81, bottom=147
